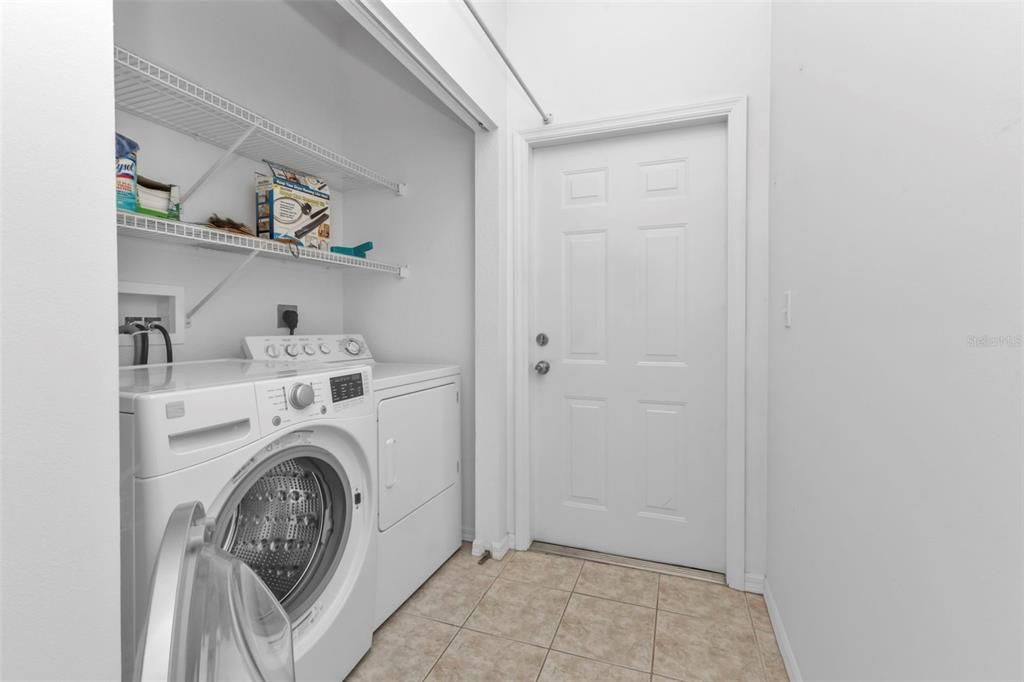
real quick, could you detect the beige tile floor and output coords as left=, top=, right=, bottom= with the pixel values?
left=348, top=545, right=789, bottom=682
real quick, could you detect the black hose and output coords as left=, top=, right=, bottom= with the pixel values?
left=130, top=322, right=149, bottom=365
left=150, top=323, right=173, bottom=363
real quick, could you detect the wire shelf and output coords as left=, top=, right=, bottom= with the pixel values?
left=114, top=46, right=404, bottom=194
left=117, top=212, right=408, bottom=278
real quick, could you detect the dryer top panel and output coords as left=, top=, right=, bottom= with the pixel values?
left=371, top=363, right=460, bottom=391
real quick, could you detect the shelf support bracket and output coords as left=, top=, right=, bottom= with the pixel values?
left=185, top=249, right=260, bottom=327
left=181, top=123, right=259, bottom=205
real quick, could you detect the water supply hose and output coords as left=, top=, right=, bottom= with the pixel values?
left=149, top=323, right=173, bottom=363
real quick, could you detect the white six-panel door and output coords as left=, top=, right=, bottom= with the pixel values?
left=530, top=123, right=728, bottom=571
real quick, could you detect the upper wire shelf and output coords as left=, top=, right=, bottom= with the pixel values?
left=114, top=46, right=404, bottom=195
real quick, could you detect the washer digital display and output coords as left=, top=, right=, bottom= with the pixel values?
left=329, top=373, right=364, bottom=403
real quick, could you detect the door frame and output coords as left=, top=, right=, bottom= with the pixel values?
left=509, top=98, right=750, bottom=589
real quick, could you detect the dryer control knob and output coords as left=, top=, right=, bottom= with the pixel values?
left=303, top=344, right=316, bottom=356
left=265, top=344, right=280, bottom=358
left=289, top=383, right=315, bottom=410
left=285, top=343, right=300, bottom=357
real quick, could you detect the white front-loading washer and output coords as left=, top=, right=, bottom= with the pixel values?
left=120, top=359, right=377, bottom=682
left=243, top=335, right=462, bottom=627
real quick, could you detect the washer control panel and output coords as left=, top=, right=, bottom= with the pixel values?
left=254, top=367, right=371, bottom=432
left=243, top=334, right=374, bottom=365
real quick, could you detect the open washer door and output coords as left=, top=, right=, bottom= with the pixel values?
left=136, top=502, right=296, bottom=682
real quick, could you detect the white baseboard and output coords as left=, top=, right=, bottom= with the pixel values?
left=471, top=533, right=512, bottom=560
left=462, top=527, right=474, bottom=542
left=744, top=573, right=765, bottom=594
left=763, top=579, right=803, bottom=682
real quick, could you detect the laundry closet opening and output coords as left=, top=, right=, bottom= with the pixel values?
left=113, top=2, right=476, bottom=680
left=113, top=0, right=475, bottom=549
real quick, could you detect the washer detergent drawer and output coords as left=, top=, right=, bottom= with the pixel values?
left=378, top=383, right=459, bottom=531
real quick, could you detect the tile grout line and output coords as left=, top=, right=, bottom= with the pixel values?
left=745, top=593, right=770, bottom=682
left=458, top=622, right=555, bottom=650
left=420, top=625, right=460, bottom=682
left=545, top=561, right=654, bottom=676
left=422, top=625, right=460, bottom=682
left=652, top=573, right=661, bottom=676
left=571, top=588, right=660, bottom=610
left=529, top=543, right=725, bottom=585
left=533, top=558, right=586, bottom=682
left=420, top=553, right=501, bottom=682
left=461, top=572, right=500, bottom=626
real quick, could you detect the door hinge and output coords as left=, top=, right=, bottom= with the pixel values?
left=456, top=391, right=460, bottom=404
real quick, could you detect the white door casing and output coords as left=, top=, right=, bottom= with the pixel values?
left=530, top=124, right=727, bottom=571
left=511, top=99, right=748, bottom=588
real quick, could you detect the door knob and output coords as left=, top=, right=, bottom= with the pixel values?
left=534, top=360, right=550, bottom=375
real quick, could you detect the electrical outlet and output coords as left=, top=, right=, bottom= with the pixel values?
left=124, top=316, right=143, bottom=325
left=277, top=304, right=298, bottom=329
left=143, top=316, right=163, bottom=325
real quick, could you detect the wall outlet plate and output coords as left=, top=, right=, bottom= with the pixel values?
left=277, top=304, right=298, bottom=329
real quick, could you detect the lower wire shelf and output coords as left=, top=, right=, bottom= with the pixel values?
left=116, top=211, right=409, bottom=279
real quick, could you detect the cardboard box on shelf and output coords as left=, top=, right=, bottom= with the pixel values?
left=256, top=161, right=331, bottom=250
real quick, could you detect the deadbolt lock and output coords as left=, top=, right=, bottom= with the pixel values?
left=536, top=333, right=549, bottom=347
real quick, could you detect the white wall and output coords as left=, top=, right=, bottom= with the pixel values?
left=767, top=2, right=1023, bottom=679
left=0, top=1, right=121, bottom=679
left=496, top=1, right=772, bottom=577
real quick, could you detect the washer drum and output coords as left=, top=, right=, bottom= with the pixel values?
left=218, top=453, right=349, bottom=618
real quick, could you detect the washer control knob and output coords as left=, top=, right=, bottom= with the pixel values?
left=289, top=383, right=315, bottom=410
left=303, top=344, right=316, bottom=356
left=285, top=343, right=300, bottom=357
left=344, top=339, right=361, bottom=356
left=265, top=344, right=280, bottom=359
left=319, top=343, right=331, bottom=355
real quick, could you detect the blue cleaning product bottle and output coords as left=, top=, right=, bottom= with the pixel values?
left=116, top=133, right=139, bottom=211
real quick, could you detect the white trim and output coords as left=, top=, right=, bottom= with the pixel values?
left=764, top=579, right=803, bottom=682
left=509, top=99, right=751, bottom=589
left=744, top=573, right=765, bottom=594
left=472, top=533, right=512, bottom=560
left=462, top=527, right=475, bottom=543
left=337, top=0, right=496, bottom=132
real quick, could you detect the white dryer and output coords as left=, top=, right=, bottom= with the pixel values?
left=244, top=335, right=462, bottom=626
left=120, top=359, right=377, bottom=681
